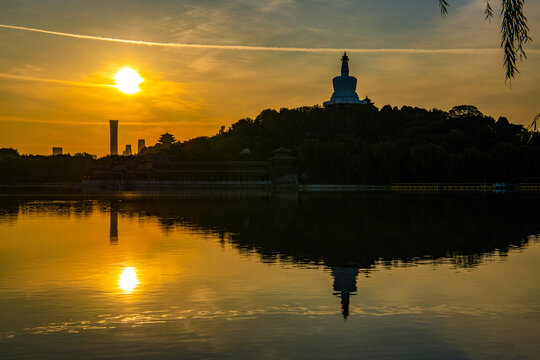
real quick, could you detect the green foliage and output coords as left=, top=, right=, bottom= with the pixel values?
left=439, top=0, right=449, bottom=16
left=0, top=152, right=96, bottom=183
left=522, top=113, right=540, bottom=144
left=501, top=0, right=530, bottom=81
left=448, top=105, right=483, bottom=118
left=440, top=0, right=530, bottom=82
left=0, top=148, right=20, bottom=161
left=159, top=103, right=540, bottom=184
left=2, top=104, right=540, bottom=185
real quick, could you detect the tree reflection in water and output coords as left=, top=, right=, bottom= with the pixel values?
left=111, top=193, right=540, bottom=318
left=2, top=193, right=539, bottom=319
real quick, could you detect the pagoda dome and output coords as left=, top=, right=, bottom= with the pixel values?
left=332, top=74, right=357, bottom=98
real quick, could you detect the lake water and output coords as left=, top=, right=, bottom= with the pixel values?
left=1, top=193, right=540, bottom=359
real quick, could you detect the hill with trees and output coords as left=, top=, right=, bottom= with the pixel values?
left=2, top=103, right=540, bottom=184
left=145, top=104, right=540, bottom=184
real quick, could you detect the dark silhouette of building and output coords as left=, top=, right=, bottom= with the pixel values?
left=324, top=52, right=367, bottom=106
left=137, top=139, right=145, bottom=154
left=83, top=147, right=298, bottom=191
left=52, top=147, right=62, bottom=156
left=269, top=146, right=298, bottom=184
left=110, top=120, right=119, bottom=156
left=123, top=144, right=132, bottom=156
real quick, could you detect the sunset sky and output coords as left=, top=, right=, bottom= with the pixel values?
left=1, top=0, right=539, bottom=156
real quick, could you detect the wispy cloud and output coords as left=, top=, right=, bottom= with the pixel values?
left=0, top=115, right=191, bottom=127
left=0, top=73, right=111, bottom=88
left=3, top=24, right=537, bottom=54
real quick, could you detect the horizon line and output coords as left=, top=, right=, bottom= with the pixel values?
left=2, top=24, right=539, bottom=55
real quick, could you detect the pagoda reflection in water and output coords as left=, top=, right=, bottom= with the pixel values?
left=331, top=267, right=359, bottom=319
left=105, top=193, right=540, bottom=319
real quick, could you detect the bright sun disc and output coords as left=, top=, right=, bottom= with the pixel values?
left=119, top=267, right=139, bottom=292
left=114, top=68, right=143, bottom=94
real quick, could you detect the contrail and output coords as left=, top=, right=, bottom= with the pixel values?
left=0, top=73, right=111, bottom=88
left=2, top=24, right=538, bottom=54
left=0, top=115, right=107, bottom=126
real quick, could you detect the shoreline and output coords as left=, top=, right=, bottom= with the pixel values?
left=1, top=182, right=540, bottom=195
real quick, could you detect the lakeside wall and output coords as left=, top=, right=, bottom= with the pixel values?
left=3, top=182, right=540, bottom=194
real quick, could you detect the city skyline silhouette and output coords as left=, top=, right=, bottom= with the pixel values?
left=1, top=1, right=539, bottom=155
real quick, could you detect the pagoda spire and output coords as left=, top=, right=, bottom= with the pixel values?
left=341, top=52, right=349, bottom=76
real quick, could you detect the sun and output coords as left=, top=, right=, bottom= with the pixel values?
left=114, top=67, right=143, bottom=94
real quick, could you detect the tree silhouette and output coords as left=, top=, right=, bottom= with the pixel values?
left=3, top=105, right=540, bottom=184
left=439, top=0, right=530, bottom=82
left=448, top=105, right=483, bottom=118
left=0, top=148, right=19, bottom=161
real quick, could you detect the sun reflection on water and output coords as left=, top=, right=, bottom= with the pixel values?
left=118, top=267, right=139, bottom=293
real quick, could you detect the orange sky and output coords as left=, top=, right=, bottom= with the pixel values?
left=0, top=1, right=539, bottom=156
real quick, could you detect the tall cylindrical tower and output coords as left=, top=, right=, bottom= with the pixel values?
left=109, top=120, right=118, bottom=155
left=137, top=139, right=145, bottom=153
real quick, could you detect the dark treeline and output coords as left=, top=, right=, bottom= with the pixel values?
left=2, top=104, right=540, bottom=183
left=0, top=149, right=96, bottom=183
left=116, top=194, right=540, bottom=269
left=2, top=194, right=539, bottom=269
left=146, top=104, right=540, bottom=183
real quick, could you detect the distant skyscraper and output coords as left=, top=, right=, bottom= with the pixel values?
left=52, top=147, right=62, bottom=156
left=137, top=139, right=145, bottom=153
left=110, top=120, right=119, bottom=155
left=123, top=144, right=132, bottom=156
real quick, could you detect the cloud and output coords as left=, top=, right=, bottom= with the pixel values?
left=0, top=114, right=199, bottom=127
left=0, top=73, right=111, bottom=88
left=3, top=24, right=538, bottom=55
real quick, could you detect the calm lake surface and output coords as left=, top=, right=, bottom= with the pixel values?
left=1, top=193, right=540, bottom=359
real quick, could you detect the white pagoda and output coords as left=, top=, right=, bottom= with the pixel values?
left=323, top=52, right=367, bottom=106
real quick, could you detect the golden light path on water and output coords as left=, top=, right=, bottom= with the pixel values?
left=1, top=199, right=540, bottom=358
left=118, top=267, right=139, bottom=293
